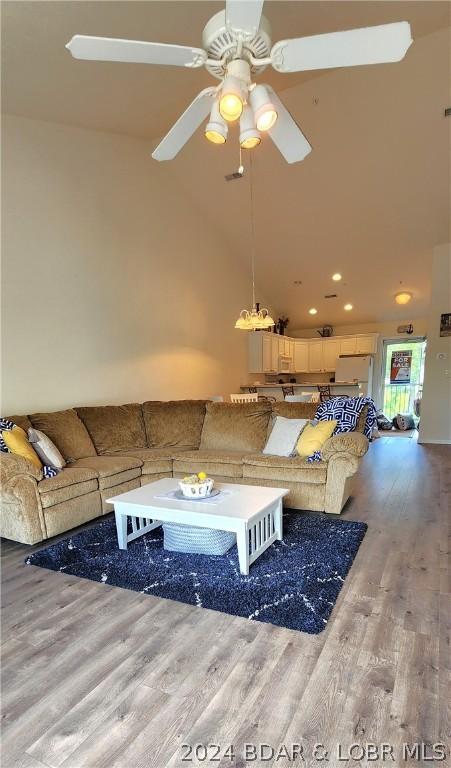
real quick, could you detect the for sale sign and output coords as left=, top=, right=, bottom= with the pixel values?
left=390, top=349, right=412, bottom=384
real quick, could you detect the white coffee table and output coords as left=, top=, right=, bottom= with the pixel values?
left=107, top=478, right=289, bottom=575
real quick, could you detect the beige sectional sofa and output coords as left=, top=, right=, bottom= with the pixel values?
left=0, top=400, right=369, bottom=545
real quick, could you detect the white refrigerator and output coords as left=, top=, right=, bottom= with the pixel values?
left=335, top=355, right=374, bottom=397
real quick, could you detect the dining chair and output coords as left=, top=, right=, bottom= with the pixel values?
left=281, top=385, right=295, bottom=398
left=258, top=395, right=277, bottom=404
left=230, top=393, right=259, bottom=403
left=318, top=385, right=332, bottom=402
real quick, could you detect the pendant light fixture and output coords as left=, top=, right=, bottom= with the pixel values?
left=235, top=156, right=275, bottom=331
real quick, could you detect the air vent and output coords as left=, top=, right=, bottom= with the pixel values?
left=445, top=107, right=451, bottom=117
left=324, top=294, right=337, bottom=299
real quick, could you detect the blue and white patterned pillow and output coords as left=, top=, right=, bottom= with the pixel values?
left=315, top=397, right=377, bottom=439
left=0, top=418, right=58, bottom=478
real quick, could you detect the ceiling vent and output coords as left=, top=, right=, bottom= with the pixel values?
left=324, top=293, right=337, bottom=299
left=445, top=107, right=451, bottom=117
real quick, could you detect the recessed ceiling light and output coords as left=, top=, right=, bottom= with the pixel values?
left=332, top=273, right=342, bottom=281
left=344, top=303, right=353, bottom=311
left=309, top=308, right=318, bottom=315
left=395, top=291, right=412, bottom=305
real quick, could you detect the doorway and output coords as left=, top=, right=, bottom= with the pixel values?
left=381, top=338, right=427, bottom=419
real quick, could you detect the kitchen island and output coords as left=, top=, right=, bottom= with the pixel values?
left=240, top=382, right=362, bottom=401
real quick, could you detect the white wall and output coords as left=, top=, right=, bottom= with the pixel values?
left=1, top=115, right=251, bottom=414
left=419, top=244, right=451, bottom=444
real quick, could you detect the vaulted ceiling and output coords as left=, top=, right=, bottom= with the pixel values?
left=3, top=1, right=450, bottom=328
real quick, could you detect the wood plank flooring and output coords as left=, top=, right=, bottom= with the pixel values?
left=1, top=436, right=450, bottom=767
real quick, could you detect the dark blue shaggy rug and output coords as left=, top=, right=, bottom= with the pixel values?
left=26, top=512, right=367, bottom=634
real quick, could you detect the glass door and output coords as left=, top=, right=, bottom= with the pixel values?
left=381, top=338, right=427, bottom=419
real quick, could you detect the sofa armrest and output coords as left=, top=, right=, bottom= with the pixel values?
left=321, top=432, right=369, bottom=462
left=1, top=452, right=43, bottom=484
left=0, top=453, right=46, bottom=544
left=322, top=432, right=368, bottom=515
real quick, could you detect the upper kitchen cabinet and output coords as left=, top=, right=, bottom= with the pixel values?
left=307, top=338, right=341, bottom=373
left=323, top=338, right=341, bottom=371
left=249, top=333, right=280, bottom=373
left=355, top=334, right=378, bottom=354
left=280, top=336, right=293, bottom=358
left=339, top=336, right=357, bottom=356
left=294, top=340, right=309, bottom=372
left=308, top=340, right=324, bottom=372
left=249, top=333, right=378, bottom=374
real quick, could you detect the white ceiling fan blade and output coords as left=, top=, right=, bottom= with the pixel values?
left=225, top=0, right=264, bottom=38
left=66, top=35, right=207, bottom=68
left=264, top=87, right=312, bottom=164
left=152, top=87, right=216, bottom=161
left=271, top=21, right=412, bottom=73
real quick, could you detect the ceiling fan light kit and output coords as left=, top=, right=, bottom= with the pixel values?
left=66, top=0, right=412, bottom=165
left=239, top=105, right=261, bottom=149
left=219, top=64, right=248, bottom=121
left=205, top=100, right=228, bottom=144
left=249, top=84, right=278, bottom=131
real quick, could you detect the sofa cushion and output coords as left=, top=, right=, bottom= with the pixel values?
left=200, top=402, right=272, bottom=453
left=76, top=404, right=146, bottom=455
left=6, top=414, right=33, bottom=433
left=105, top=448, right=180, bottom=475
left=29, top=409, right=97, bottom=462
left=142, top=400, right=208, bottom=450
left=70, top=456, right=142, bottom=490
left=173, top=449, right=249, bottom=479
left=243, top=453, right=327, bottom=484
left=2, top=425, right=42, bottom=470
left=28, top=428, right=66, bottom=470
left=263, top=417, right=308, bottom=457
left=272, top=402, right=318, bottom=420
left=38, top=467, right=99, bottom=508
left=296, top=420, right=337, bottom=458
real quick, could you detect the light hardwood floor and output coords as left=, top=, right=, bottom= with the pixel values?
left=1, top=436, right=450, bottom=768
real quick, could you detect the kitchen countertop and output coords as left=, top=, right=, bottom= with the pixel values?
left=241, top=382, right=360, bottom=388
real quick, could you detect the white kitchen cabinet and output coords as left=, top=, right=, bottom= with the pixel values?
left=294, top=340, right=309, bottom=372
left=249, top=333, right=282, bottom=373
left=281, top=337, right=291, bottom=357
left=355, top=334, right=378, bottom=354
left=249, top=333, right=378, bottom=374
left=308, top=340, right=324, bottom=373
left=340, top=336, right=357, bottom=356
left=271, top=335, right=280, bottom=372
left=323, top=338, right=341, bottom=371
left=287, top=339, right=295, bottom=371
left=262, top=334, right=272, bottom=372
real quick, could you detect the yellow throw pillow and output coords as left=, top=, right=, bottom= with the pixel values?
left=2, top=426, right=43, bottom=470
left=296, top=420, right=337, bottom=458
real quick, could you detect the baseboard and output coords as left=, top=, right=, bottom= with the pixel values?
left=418, top=438, right=451, bottom=444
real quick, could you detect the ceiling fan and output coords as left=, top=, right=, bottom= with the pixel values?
left=66, top=0, right=412, bottom=164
